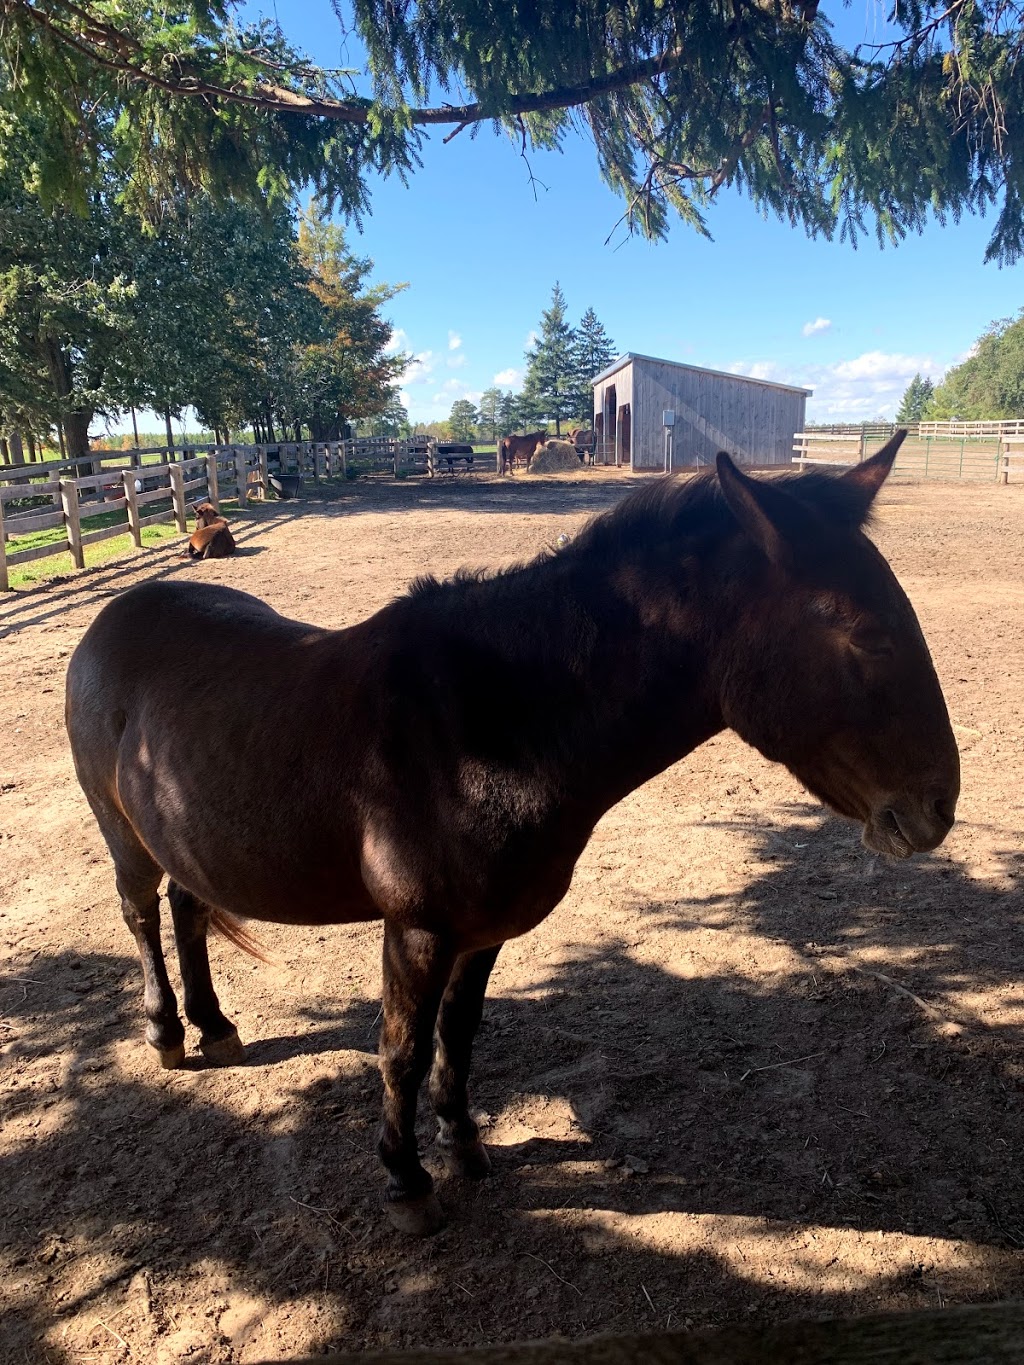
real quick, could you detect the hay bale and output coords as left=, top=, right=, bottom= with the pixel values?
left=528, top=440, right=581, bottom=474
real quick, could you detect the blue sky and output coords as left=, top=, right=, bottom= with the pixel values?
left=164, top=3, right=1023, bottom=429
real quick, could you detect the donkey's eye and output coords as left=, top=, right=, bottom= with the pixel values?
left=849, top=629, right=894, bottom=658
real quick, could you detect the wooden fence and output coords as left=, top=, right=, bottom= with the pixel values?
left=0, top=455, right=215, bottom=591
left=918, top=418, right=1024, bottom=437
left=0, top=436, right=489, bottom=589
left=792, top=431, right=1022, bottom=483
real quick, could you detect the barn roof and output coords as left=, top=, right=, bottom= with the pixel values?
left=591, top=352, right=813, bottom=397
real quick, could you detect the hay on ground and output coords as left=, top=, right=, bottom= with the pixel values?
left=528, top=440, right=582, bottom=473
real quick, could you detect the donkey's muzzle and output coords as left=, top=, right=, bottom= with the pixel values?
left=864, top=791, right=957, bottom=858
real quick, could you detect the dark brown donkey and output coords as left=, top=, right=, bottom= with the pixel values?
left=66, top=432, right=959, bottom=1236
left=500, top=431, right=546, bottom=472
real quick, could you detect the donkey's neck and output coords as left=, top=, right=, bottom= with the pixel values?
left=416, top=535, right=730, bottom=820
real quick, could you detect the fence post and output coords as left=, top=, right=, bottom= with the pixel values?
left=257, top=446, right=268, bottom=500
left=122, top=469, right=142, bottom=548
left=496, top=435, right=504, bottom=475
left=167, top=463, right=188, bottom=532
left=206, top=451, right=220, bottom=510
left=427, top=439, right=436, bottom=478
left=60, top=478, right=85, bottom=569
left=0, top=496, right=7, bottom=591
left=233, top=448, right=248, bottom=505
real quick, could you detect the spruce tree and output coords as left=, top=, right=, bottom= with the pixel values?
left=6, top=2, right=1024, bottom=261
left=896, top=374, right=935, bottom=424
left=572, top=309, right=617, bottom=424
left=523, top=285, right=577, bottom=436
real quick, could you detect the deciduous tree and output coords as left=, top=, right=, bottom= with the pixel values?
left=928, top=314, right=1024, bottom=419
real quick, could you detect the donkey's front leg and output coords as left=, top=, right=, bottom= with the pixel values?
left=378, top=924, right=456, bottom=1235
left=430, top=945, right=501, bottom=1179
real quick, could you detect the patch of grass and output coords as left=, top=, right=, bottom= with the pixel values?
left=5, top=521, right=181, bottom=590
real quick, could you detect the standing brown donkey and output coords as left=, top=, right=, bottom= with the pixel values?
left=66, top=433, right=958, bottom=1234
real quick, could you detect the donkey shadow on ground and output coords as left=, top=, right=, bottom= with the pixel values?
left=2, top=809, right=1022, bottom=1360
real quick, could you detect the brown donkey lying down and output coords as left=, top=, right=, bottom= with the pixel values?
left=181, top=501, right=236, bottom=560
left=66, top=435, right=959, bottom=1235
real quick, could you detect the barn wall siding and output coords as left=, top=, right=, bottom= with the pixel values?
left=595, top=357, right=807, bottom=470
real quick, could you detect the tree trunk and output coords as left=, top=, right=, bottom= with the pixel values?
left=42, top=337, right=94, bottom=469
left=8, top=431, right=25, bottom=465
left=265, top=412, right=277, bottom=442
left=64, top=410, right=93, bottom=465
left=26, top=431, right=37, bottom=462
left=131, top=407, right=140, bottom=448
left=165, top=408, right=175, bottom=456
left=56, top=421, right=67, bottom=460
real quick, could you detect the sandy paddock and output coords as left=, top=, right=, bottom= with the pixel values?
left=1, top=469, right=1023, bottom=1363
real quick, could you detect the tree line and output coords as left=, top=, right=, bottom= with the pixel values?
left=897, top=311, right=1024, bottom=424
left=0, top=110, right=407, bottom=463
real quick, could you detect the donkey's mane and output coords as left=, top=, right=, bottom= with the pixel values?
left=407, top=466, right=870, bottom=604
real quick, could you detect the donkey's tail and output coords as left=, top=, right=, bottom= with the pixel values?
left=209, top=907, right=276, bottom=964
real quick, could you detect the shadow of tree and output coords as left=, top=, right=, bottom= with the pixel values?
left=0, top=504, right=303, bottom=639
left=3, top=809, right=1023, bottom=1360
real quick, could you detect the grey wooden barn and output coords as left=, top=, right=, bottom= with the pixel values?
left=591, top=353, right=812, bottom=470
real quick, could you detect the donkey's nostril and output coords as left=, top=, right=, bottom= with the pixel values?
left=933, top=796, right=956, bottom=831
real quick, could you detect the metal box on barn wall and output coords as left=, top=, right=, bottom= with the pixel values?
left=592, top=353, right=811, bottom=470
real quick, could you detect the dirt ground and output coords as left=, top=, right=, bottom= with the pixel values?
left=2, top=468, right=1023, bottom=1364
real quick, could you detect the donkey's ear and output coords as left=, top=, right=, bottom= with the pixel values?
left=839, top=429, right=906, bottom=518
left=716, top=451, right=790, bottom=567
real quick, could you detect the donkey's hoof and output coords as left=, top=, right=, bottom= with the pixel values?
left=385, top=1193, right=446, bottom=1237
left=439, top=1139, right=492, bottom=1180
left=155, top=1042, right=186, bottom=1069
left=200, top=1029, right=246, bottom=1066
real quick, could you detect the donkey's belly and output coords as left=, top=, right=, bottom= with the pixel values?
left=117, top=754, right=378, bottom=927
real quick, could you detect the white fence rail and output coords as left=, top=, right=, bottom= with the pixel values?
left=793, top=431, right=1021, bottom=483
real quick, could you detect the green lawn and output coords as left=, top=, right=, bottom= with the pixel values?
left=4, top=521, right=181, bottom=589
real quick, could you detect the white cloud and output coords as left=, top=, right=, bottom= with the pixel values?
left=524, top=330, right=539, bottom=351
left=831, top=350, right=931, bottom=382
left=728, top=360, right=785, bottom=383
left=726, top=350, right=946, bottom=422
left=385, top=327, right=408, bottom=354
left=447, top=352, right=468, bottom=369
left=404, top=350, right=436, bottom=384
left=802, top=317, right=832, bottom=337
left=493, top=367, right=522, bottom=388
left=448, top=331, right=463, bottom=351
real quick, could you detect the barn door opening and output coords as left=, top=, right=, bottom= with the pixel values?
left=616, top=403, right=631, bottom=468
left=594, top=412, right=605, bottom=466
left=602, top=386, right=617, bottom=465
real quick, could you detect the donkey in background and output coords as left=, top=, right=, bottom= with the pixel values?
left=181, top=501, right=236, bottom=560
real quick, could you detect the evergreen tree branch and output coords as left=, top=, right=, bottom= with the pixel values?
left=6, top=1, right=686, bottom=126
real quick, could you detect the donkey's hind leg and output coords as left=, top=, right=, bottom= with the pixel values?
left=429, top=945, right=501, bottom=1179
left=167, top=881, right=245, bottom=1066
left=105, top=815, right=186, bottom=1068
